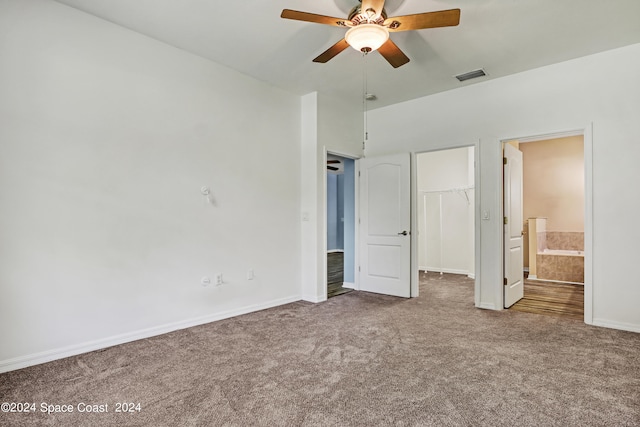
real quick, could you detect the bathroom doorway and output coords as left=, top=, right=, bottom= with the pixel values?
left=509, top=134, right=585, bottom=318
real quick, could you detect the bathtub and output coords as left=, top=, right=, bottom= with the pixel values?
left=536, top=249, right=584, bottom=283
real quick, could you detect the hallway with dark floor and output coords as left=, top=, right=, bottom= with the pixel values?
left=327, top=251, right=352, bottom=298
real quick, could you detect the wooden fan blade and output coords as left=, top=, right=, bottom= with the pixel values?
left=313, top=39, right=350, bottom=63
left=327, top=160, right=341, bottom=164
left=377, top=39, right=410, bottom=68
left=281, top=9, right=350, bottom=27
left=360, top=0, right=386, bottom=19
left=384, top=9, right=460, bottom=32
left=327, top=166, right=339, bottom=171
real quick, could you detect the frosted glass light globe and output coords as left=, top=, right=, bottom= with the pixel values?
left=345, top=24, right=389, bottom=52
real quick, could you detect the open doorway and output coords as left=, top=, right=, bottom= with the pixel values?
left=416, top=147, right=475, bottom=297
left=506, top=134, right=585, bottom=319
left=326, top=154, right=355, bottom=298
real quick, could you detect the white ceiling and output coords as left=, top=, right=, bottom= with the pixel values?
left=53, top=0, right=640, bottom=108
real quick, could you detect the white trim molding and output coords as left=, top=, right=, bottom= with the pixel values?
left=592, top=319, right=640, bottom=334
left=0, top=295, right=300, bottom=374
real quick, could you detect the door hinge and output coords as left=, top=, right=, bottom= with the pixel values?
left=358, top=266, right=361, bottom=272
left=358, top=171, right=361, bottom=177
left=504, top=277, right=507, bottom=286
left=503, top=157, right=507, bottom=165
left=504, top=216, right=508, bottom=225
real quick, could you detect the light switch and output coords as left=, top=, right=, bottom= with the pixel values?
left=482, top=210, right=490, bottom=220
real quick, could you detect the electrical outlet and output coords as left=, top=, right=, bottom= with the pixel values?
left=215, top=274, right=223, bottom=286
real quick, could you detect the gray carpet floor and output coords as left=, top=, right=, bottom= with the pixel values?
left=1, top=272, right=639, bottom=426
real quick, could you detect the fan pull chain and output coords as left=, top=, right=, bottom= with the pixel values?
left=362, top=51, right=369, bottom=153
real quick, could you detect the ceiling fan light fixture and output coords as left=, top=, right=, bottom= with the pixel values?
left=345, top=24, right=389, bottom=53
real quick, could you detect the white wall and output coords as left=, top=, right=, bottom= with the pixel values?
left=300, top=93, right=363, bottom=302
left=417, top=147, right=474, bottom=276
left=0, top=0, right=302, bottom=371
left=366, top=43, right=640, bottom=332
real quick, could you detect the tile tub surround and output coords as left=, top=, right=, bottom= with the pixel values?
left=545, top=231, right=584, bottom=251
left=536, top=251, right=584, bottom=283
left=528, top=217, right=584, bottom=283
left=535, top=231, right=585, bottom=283
left=536, top=231, right=584, bottom=252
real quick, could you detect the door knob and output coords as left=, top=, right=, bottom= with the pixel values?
left=398, top=231, right=408, bottom=236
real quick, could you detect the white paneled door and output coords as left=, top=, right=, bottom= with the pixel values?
left=503, top=144, right=524, bottom=307
left=359, top=153, right=411, bottom=298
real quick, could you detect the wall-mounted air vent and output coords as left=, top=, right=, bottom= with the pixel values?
left=455, top=69, right=487, bottom=82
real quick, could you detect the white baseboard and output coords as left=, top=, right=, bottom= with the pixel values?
left=0, top=294, right=300, bottom=374
left=419, top=268, right=474, bottom=279
left=342, top=282, right=356, bottom=289
left=529, top=277, right=583, bottom=285
left=528, top=274, right=538, bottom=280
left=421, top=266, right=469, bottom=276
left=327, top=249, right=344, bottom=253
left=592, top=318, right=640, bottom=334
left=476, top=302, right=497, bottom=310
left=302, top=293, right=326, bottom=303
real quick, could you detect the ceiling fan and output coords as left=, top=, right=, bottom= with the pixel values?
left=327, top=159, right=341, bottom=171
left=281, top=0, right=460, bottom=68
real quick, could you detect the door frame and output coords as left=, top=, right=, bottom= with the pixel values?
left=412, top=146, right=479, bottom=300
left=499, top=125, right=593, bottom=323
left=323, top=149, right=361, bottom=301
